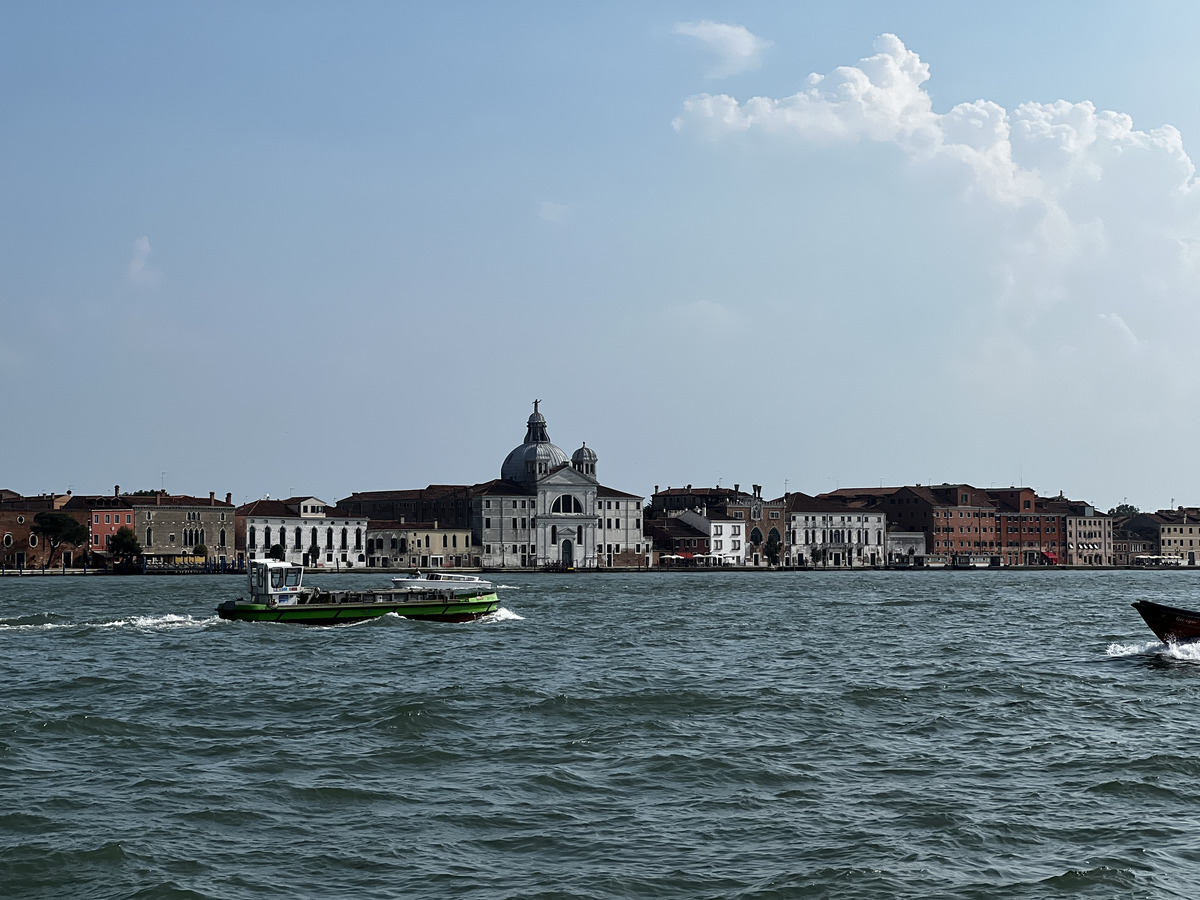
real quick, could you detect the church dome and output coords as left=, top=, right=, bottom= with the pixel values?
left=501, top=402, right=569, bottom=483
left=571, top=442, right=597, bottom=478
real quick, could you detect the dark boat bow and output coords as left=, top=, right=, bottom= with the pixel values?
left=1132, top=600, right=1200, bottom=643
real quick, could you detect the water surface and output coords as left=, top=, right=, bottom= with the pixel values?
left=2, top=570, right=1199, bottom=898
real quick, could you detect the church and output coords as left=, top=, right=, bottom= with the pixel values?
left=472, top=402, right=648, bottom=569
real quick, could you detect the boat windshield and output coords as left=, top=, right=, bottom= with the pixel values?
left=271, top=569, right=285, bottom=589
left=285, top=569, right=301, bottom=587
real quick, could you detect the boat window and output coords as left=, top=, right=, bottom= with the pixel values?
left=285, top=569, right=301, bottom=587
left=271, top=569, right=285, bottom=589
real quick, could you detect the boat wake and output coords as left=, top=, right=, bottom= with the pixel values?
left=0, top=613, right=223, bottom=632
left=484, top=607, right=523, bottom=622
left=1107, top=640, right=1200, bottom=662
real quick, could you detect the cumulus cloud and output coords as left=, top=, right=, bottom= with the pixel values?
left=674, top=21, right=771, bottom=78
left=673, top=33, right=1200, bottom=413
left=128, top=236, right=160, bottom=285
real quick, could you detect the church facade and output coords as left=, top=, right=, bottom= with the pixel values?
left=473, top=403, right=647, bottom=569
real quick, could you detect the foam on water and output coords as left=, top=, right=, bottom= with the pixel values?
left=1107, top=637, right=1200, bottom=661
left=0, top=612, right=221, bottom=632
left=484, top=606, right=524, bottom=622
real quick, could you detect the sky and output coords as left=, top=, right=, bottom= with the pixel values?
left=4, top=2, right=1200, bottom=512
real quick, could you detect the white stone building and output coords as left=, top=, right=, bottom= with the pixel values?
left=238, top=496, right=368, bottom=568
left=474, top=403, right=648, bottom=568
left=785, top=493, right=887, bottom=568
left=675, top=509, right=745, bottom=565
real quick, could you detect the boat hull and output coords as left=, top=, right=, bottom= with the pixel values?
left=1131, top=600, right=1200, bottom=643
left=216, top=593, right=500, bottom=625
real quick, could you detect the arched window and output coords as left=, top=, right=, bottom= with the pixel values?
left=768, top=528, right=781, bottom=545
left=219, top=528, right=226, bottom=548
left=2, top=533, right=12, bottom=548
left=355, top=528, right=362, bottom=550
left=200, top=528, right=205, bottom=546
left=551, top=495, right=583, bottom=514
left=340, top=528, right=348, bottom=550
left=750, top=527, right=763, bottom=545
left=249, top=526, right=256, bottom=549
left=326, top=527, right=334, bottom=549
left=29, top=534, right=38, bottom=547
left=146, top=528, right=153, bottom=546
left=264, top=527, right=272, bottom=548
left=295, top=527, right=302, bottom=548
left=311, top=527, right=319, bottom=549
left=279, top=528, right=286, bottom=549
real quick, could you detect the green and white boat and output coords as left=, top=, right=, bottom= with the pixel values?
left=216, top=559, right=501, bottom=625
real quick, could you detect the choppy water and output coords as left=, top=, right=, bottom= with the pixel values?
left=2, top=570, right=1200, bottom=898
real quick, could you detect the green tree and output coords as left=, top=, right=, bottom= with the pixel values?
left=269, top=544, right=285, bottom=561
left=1108, top=503, right=1139, bottom=518
left=110, top=526, right=143, bottom=564
left=31, top=512, right=89, bottom=566
left=193, top=544, right=208, bottom=558
left=764, top=534, right=781, bottom=566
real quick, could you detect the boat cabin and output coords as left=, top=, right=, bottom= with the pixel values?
left=248, top=559, right=305, bottom=605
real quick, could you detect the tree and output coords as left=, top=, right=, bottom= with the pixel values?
left=269, top=544, right=285, bottom=561
left=31, top=512, right=89, bottom=567
left=110, top=526, right=143, bottom=564
left=1108, top=503, right=1139, bottom=518
left=764, top=533, right=781, bottom=566
left=193, top=544, right=208, bottom=558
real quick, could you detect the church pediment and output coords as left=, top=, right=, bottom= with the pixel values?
left=538, top=466, right=595, bottom=488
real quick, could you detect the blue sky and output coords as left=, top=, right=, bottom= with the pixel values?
left=4, top=2, right=1200, bottom=510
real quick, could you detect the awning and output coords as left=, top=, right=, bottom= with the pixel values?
left=1042, top=550, right=1058, bottom=562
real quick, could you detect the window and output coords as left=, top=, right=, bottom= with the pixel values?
left=485, top=518, right=491, bottom=529
left=146, top=528, right=152, bottom=546
left=93, top=514, right=99, bottom=524
left=552, top=495, right=584, bottom=514
left=105, top=514, right=111, bottom=524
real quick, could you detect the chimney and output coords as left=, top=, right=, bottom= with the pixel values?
left=115, top=485, right=120, bottom=497
left=225, top=493, right=232, bottom=505
left=734, top=484, right=739, bottom=494
left=209, top=491, right=215, bottom=506
left=156, top=492, right=161, bottom=506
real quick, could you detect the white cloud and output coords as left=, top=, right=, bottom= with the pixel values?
left=128, top=235, right=160, bottom=285
left=538, top=201, right=569, bottom=223
left=673, top=33, right=1200, bottom=376
left=673, top=21, right=771, bottom=78
left=671, top=33, right=1200, bottom=494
